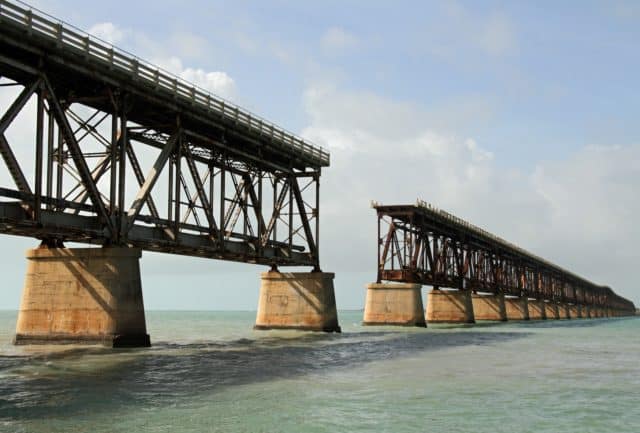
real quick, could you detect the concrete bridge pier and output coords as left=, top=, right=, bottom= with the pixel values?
left=583, top=306, right=591, bottom=318
left=254, top=271, right=340, bottom=332
left=504, top=296, right=529, bottom=321
left=362, top=283, right=426, bottom=327
left=425, top=288, right=475, bottom=324
left=559, top=303, right=571, bottom=319
left=14, top=246, right=150, bottom=347
left=471, top=292, right=507, bottom=322
left=568, top=304, right=582, bottom=319
left=528, top=299, right=546, bottom=320
left=544, top=301, right=559, bottom=319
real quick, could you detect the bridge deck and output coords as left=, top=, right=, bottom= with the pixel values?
left=0, top=0, right=328, bottom=171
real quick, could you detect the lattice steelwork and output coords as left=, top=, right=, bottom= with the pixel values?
left=374, top=200, right=635, bottom=313
left=0, top=0, right=326, bottom=269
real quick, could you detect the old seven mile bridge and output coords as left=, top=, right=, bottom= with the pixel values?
left=0, top=1, right=634, bottom=347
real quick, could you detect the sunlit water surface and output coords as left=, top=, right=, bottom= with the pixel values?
left=0, top=311, right=638, bottom=432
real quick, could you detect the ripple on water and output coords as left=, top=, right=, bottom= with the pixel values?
left=0, top=312, right=637, bottom=433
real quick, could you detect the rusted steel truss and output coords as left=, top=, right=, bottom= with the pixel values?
left=374, top=201, right=635, bottom=313
left=0, top=2, right=325, bottom=268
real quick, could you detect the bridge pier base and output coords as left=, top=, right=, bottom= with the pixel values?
left=544, top=301, right=559, bottom=319
left=362, top=283, right=426, bottom=327
left=425, top=289, right=475, bottom=324
left=559, top=303, right=571, bottom=319
left=471, top=293, right=507, bottom=321
left=14, top=247, right=150, bottom=347
left=504, top=297, right=529, bottom=321
left=254, top=271, right=340, bottom=332
left=528, top=299, right=546, bottom=320
left=583, top=306, right=591, bottom=318
left=568, top=304, right=581, bottom=319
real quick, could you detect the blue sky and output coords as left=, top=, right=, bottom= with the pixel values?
left=1, top=0, right=639, bottom=309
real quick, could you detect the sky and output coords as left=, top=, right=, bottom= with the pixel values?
left=0, top=0, right=639, bottom=310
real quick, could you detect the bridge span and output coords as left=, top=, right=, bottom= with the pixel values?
left=363, top=200, right=636, bottom=326
left=0, top=0, right=339, bottom=346
left=0, top=1, right=634, bottom=348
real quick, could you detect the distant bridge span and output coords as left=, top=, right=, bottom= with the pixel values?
left=364, top=200, right=635, bottom=325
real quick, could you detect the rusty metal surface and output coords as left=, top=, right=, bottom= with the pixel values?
left=373, top=200, right=635, bottom=313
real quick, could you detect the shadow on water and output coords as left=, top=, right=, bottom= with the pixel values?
left=0, top=329, right=528, bottom=420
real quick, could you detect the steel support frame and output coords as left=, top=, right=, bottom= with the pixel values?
left=0, top=72, right=321, bottom=268
left=376, top=209, right=634, bottom=313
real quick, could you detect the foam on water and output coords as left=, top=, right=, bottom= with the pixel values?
left=0, top=311, right=638, bottom=433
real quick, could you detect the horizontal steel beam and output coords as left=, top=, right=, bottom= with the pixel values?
left=0, top=202, right=314, bottom=266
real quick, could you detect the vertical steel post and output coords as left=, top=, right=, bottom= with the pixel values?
left=34, top=86, right=44, bottom=221
left=315, top=171, right=320, bottom=269
left=46, top=108, right=54, bottom=209
left=117, top=108, right=127, bottom=242
left=272, top=176, right=277, bottom=242
left=56, top=127, right=63, bottom=205
left=288, top=175, right=293, bottom=255
left=219, top=156, right=225, bottom=242
left=174, top=132, right=182, bottom=234
left=209, top=162, right=215, bottom=238
left=167, top=154, right=174, bottom=222
left=377, top=213, right=381, bottom=283
left=257, top=170, right=262, bottom=254
left=109, top=110, right=118, bottom=215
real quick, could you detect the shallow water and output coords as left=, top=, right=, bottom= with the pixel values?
left=0, top=311, right=638, bottom=432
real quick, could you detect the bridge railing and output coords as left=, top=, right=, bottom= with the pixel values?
left=0, top=0, right=330, bottom=167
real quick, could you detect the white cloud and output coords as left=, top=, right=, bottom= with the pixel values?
left=88, top=22, right=125, bottom=45
left=321, top=27, right=358, bottom=54
left=86, top=22, right=237, bottom=101
left=157, top=56, right=236, bottom=100
left=302, top=83, right=639, bottom=303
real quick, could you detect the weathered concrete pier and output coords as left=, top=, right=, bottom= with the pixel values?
left=362, top=283, right=426, bottom=327
left=471, top=293, right=507, bottom=321
left=15, top=246, right=149, bottom=347
left=363, top=200, right=636, bottom=326
left=505, top=297, right=529, bottom=321
left=255, top=272, right=340, bottom=332
left=425, top=288, right=475, bottom=324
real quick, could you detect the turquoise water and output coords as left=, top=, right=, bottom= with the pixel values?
left=0, top=311, right=638, bottom=432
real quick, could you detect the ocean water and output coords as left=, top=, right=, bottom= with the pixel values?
left=0, top=311, right=638, bottom=433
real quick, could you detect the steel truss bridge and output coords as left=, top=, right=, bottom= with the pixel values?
left=374, top=200, right=635, bottom=313
left=0, top=0, right=329, bottom=269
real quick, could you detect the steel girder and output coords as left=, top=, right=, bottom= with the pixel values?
left=0, top=73, right=322, bottom=268
left=374, top=204, right=635, bottom=313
